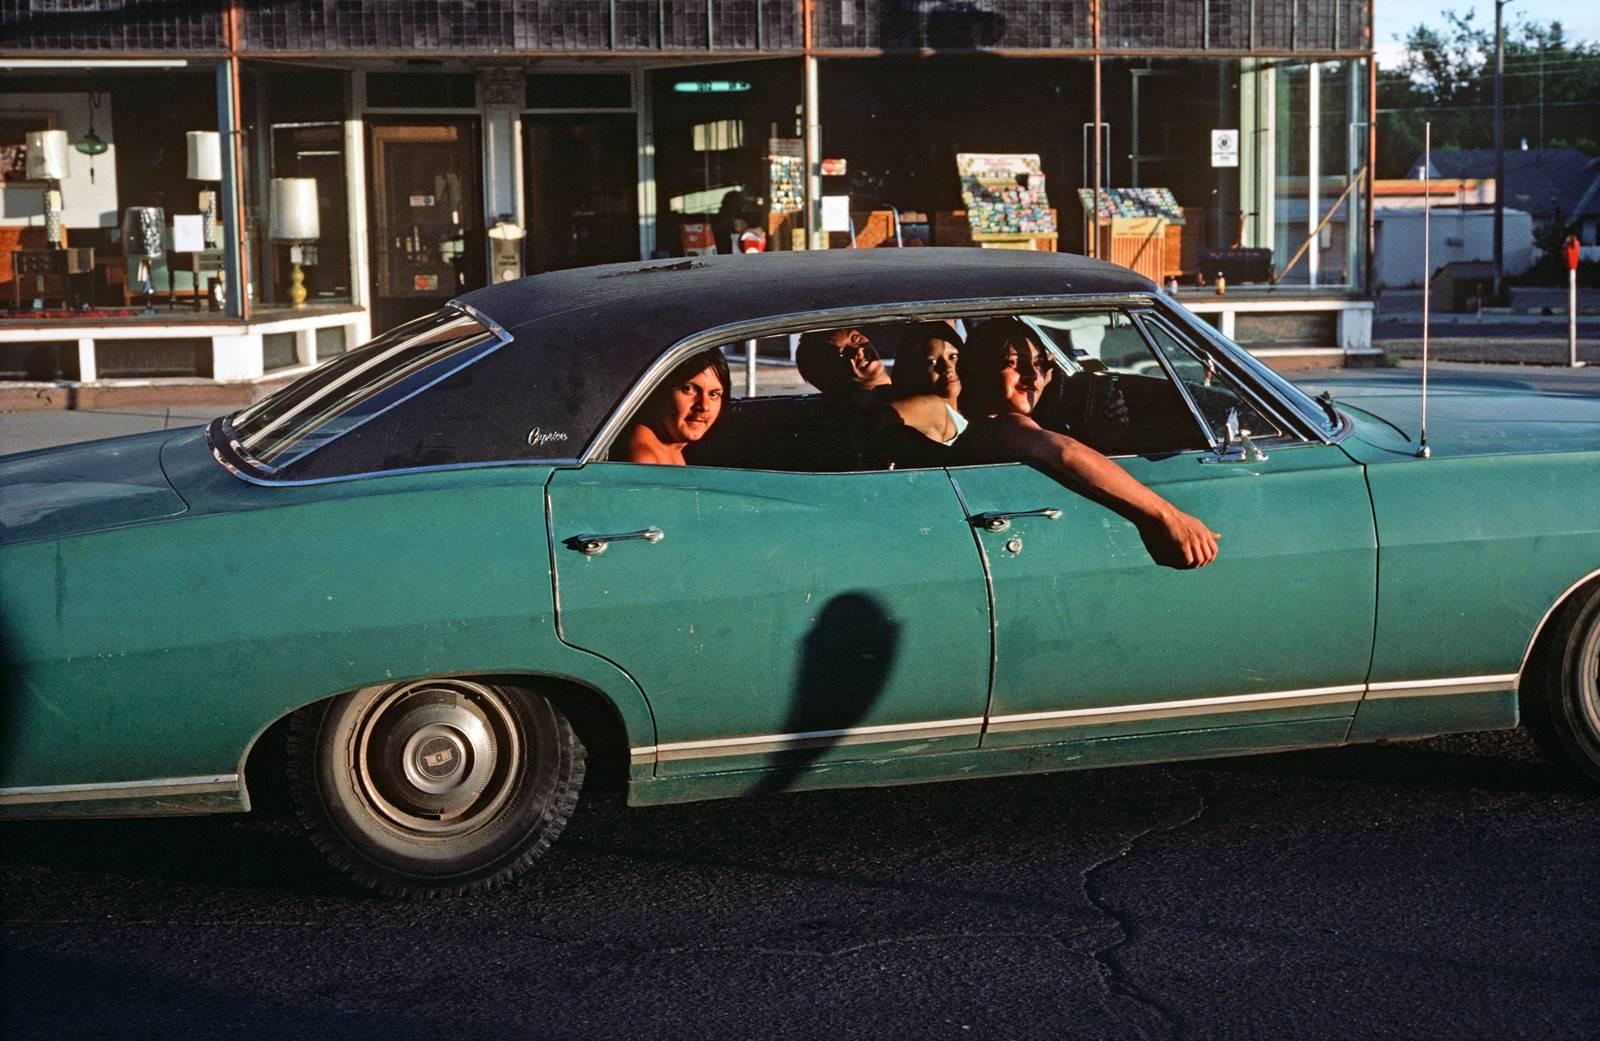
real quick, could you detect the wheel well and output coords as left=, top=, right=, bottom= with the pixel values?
left=243, top=674, right=635, bottom=806
left=1520, top=573, right=1600, bottom=701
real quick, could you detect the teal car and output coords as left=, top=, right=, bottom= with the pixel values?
left=3, top=249, right=1597, bottom=898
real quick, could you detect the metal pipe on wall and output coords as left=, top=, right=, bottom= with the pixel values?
left=220, top=0, right=249, bottom=320
left=1090, top=0, right=1102, bottom=258
left=803, top=2, right=822, bottom=250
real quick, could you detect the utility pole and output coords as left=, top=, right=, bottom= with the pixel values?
left=1492, top=0, right=1508, bottom=302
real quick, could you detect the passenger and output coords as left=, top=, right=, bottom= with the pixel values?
left=796, top=327, right=958, bottom=452
left=891, top=322, right=967, bottom=446
left=956, top=318, right=1220, bottom=569
left=621, top=348, right=730, bottom=465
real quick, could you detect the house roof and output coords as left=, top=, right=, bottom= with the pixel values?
left=1407, top=148, right=1600, bottom=220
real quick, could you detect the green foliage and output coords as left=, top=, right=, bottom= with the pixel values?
left=1377, top=11, right=1600, bottom=177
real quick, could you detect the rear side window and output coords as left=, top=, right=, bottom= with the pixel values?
left=219, top=307, right=508, bottom=478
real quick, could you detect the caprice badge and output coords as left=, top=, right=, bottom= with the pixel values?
left=527, top=427, right=570, bottom=447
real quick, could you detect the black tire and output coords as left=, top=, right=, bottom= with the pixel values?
left=288, top=679, right=585, bottom=898
left=1523, top=585, right=1600, bottom=785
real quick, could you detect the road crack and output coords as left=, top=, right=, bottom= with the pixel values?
left=1074, top=769, right=1208, bottom=1040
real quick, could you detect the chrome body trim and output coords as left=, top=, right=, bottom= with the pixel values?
left=630, top=717, right=986, bottom=761
left=1365, top=674, right=1520, bottom=699
left=0, top=773, right=239, bottom=807
left=985, top=685, right=1366, bottom=732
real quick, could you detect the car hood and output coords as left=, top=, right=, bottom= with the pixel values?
left=0, top=429, right=192, bottom=546
left=1307, top=375, right=1600, bottom=460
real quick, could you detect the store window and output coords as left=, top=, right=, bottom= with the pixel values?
left=243, top=67, right=353, bottom=310
left=651, top=59, right=803, bottom=257
left=1, top=68, right=230, bottom=339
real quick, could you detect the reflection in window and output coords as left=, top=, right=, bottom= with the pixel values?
left=1136, top=314, right=1283, bottom=442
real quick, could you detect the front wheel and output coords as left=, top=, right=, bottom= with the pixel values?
left=1523, top=586, right=1600, bottom=785
left=289, top=679, right=585, bottom=897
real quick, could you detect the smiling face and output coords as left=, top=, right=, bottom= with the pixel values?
left=995, top=338, right=1048, bottom=416
left=655, top=365, right=725, bottom=444
left=828, top=328, right=887, bottom=390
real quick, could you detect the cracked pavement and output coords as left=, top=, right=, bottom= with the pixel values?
left=3, top=729, right=1597, bottom=1040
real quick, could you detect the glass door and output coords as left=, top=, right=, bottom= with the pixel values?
left=367, top=119, right=485, bottom=331
left=522, top=114, right=639, bottom=273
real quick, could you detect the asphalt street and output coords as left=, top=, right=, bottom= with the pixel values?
left=2, top=729, right=1596, bottom=1041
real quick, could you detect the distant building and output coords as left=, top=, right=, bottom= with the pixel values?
left=1408, top=148, right=1600, bottom=248
left=1372, top=178, right=1533, bottom=290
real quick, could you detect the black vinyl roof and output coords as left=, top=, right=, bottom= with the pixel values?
left=267, top=249, right=1156, bottom=480
left=457, top=247, right=1155, bottom=349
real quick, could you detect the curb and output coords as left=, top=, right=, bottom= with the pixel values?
left=0, top=379, right=290, bottom=413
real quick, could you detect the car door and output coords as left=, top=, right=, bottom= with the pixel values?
left=546, top=461, right=993, bottom=781
left=953, top=308, right=1377, bottom=749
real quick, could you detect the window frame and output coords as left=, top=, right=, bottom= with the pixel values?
left=208, top=301, right=516, bottom=486
left=585, top=292, right=1336, bottom=470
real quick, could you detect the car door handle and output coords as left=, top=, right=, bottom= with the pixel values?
left=563, top=527, right=664, bottom=556
left=970, top=508, right=1061, bottom=533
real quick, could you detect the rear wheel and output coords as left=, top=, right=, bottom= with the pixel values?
left=289, top=679, right=584, bottom=897
left=1523, top=586, right=1600, bottom=785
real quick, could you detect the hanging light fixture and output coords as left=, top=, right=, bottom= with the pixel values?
left=74, top=93, right=108, bottom=184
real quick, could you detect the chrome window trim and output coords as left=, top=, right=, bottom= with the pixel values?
left=1021, top=308, right=1219, bottom=453
left=208, top=444, right=579, bottom=488
left=211, top=300, right=516, bottom=487
left=1155, top=297, right=1347, bottom=443
left=1131, top=309, right=1312, bottom=448
left=580, top=293, right=1166, bottom=464
left=0, top=773, right=238, bottom=807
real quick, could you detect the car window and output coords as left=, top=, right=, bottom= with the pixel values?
left=224, top=307, right=506, bottom=474
left=1133, top=313, right=1286, bottom=443
left=1022, top=310, right=1211, bottom=456
left=718, top=335, right=815, bottom=400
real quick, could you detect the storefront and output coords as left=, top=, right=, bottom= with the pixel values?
left=1, top=0, right=1376, bottom=394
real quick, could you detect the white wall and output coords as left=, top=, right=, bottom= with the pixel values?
left=1374, top=208, right=1534, bottom=289
left=1, top=92, right=119, bottom=229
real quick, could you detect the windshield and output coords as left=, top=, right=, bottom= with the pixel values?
left=223, top=307, right=507, bottom=475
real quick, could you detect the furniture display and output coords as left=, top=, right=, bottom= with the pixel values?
left=168, top=248, right=225, bottom=310
left=10, top=246, right=94, bottom=310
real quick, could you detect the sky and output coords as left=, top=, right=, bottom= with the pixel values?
left=1374, top=0, right=1600, bottom=67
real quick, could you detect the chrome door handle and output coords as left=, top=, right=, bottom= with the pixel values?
left=970, top=508, right=1061, bottom=533
left=564, top=527, right=663, bottom=556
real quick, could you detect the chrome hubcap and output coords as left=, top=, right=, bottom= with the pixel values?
left=353, top=682, right=522, bottom=836
left=1579, top=615, right=1600, bottom=740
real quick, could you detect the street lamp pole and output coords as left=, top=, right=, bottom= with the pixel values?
left=1492, top=0, right=1507, bottom=302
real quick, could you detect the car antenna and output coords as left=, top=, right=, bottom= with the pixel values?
left=1417, top=122, right=1432, bottom=460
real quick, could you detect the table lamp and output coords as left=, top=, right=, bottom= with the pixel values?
left=186, top=131, right=222, bottom=248
left=122, top=206, right=166, bottom=315
left=270, top=177, right=319, bottom=307
left=25, top=130, right=70, bottom=248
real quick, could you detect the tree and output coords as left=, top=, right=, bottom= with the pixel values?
left=1377, top=11, right=1600, bottom=178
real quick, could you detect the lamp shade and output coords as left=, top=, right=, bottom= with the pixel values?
left=122, top=207, right=167, bottom=258
left=25, top=130, right=69, bottom=180
left=269, top=177, right=320, bottom=242
left=186, top=131, right=222, bottom=181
